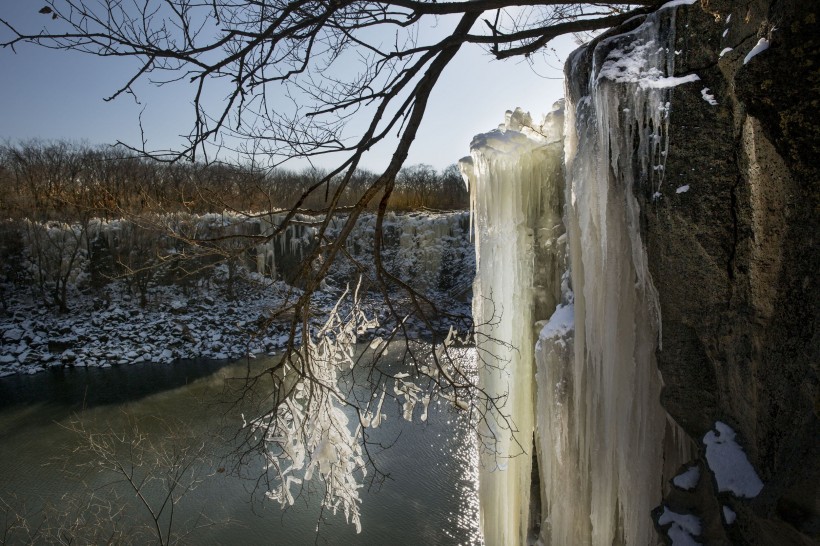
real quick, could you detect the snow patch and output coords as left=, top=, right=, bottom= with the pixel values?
left=743, top=38, right=770, bottom=65
left=537, top=303, right=574, bottom=342
left=723, top=505, right=737, bottom=524
left=701, top=88, right=718, bottom=106
left=719, top=47, right=733, bottom=57
left=642, top=74, right=701, bottom=89
left=673, top=465, right=700, bottom=490
left=676, top=185, right=690, bottom=194
left=3, top=328, right=24, bottom=342
left=659, top=507, right=702, bottom=545
left=703, top=421, right=764, bottom=497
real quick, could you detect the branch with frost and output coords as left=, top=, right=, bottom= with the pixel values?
left=244, top=280, right=376, bottom=533
left=239, top=278, right=514, bottom=532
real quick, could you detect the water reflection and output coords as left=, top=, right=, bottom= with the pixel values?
left=0, top=346, right=481, bottom=545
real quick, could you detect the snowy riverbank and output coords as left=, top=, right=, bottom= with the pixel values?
left=0, top=271, right=472, bottom=378
left=0, top=274, right=314, bottom=376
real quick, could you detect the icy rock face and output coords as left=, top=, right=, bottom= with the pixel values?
left=340, top=211, right=472, bottom=293
left=256, top=211, right=472, bottom=292
left=546, top=6, right=693, bottom=545
left=461, top=103, right=565, bottom=546
left=255, top=213, right=317, bottom=282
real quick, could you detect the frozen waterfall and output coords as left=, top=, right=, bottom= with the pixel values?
left=468, top=5, right=695, bottom=545
left=461, top=104, right=566, bottom=545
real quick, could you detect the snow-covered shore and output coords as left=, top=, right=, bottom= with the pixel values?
left=1, top=274, right=310, bottom=376
left=0, top=270, right=471, bottom=378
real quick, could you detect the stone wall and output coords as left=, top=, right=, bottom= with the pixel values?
left=636, top=1, right=818, bottom=543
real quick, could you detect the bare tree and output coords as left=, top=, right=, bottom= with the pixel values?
left=0, top=0, right=659, bottom=350
left=1, top=0, right=663, bottom=532
left=396, top=163, right=437, bottom=209
left=0, top=413, right=229, bottom=545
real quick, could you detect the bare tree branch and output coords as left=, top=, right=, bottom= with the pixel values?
left=0, top=0, right=666, bottom=533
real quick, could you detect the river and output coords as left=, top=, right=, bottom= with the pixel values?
left=0, top=347, right=481, bottom=544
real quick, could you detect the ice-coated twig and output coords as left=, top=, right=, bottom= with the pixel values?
left=248, top=278, right=379, bottom=533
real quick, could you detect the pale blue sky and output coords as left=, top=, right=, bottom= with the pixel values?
left=0, top=3, right=576, bottom=171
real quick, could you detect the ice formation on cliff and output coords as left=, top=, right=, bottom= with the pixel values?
left=542, top=5, right=695, bottom=544
left=536, top=5, right=696, bottom=544
left=461, top=103, right=566, bottom=545
left=469, top=4, right=698, bottom=545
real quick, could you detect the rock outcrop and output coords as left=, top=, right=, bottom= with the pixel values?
left=633, top=1, right=818, bottom=543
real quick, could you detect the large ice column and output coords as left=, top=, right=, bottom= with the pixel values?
left=535, top=5, right=695, bottom=545
left=461, top=103, right=565, bottom=546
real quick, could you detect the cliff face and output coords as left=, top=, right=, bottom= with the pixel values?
left=633, top=1, right=818, bottom=543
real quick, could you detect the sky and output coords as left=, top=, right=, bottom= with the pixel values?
left=0, top=2, right=578, bottom=172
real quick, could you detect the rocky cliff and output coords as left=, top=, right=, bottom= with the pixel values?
left=634, top=1, right=818, bottom=543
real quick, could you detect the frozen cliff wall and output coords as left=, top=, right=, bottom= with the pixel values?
left=5, top=210, right=473, bottom=311
left=461, top=104, right=565, bottom=545
left=467, top=0, right=817, bottom=543
left=255, top=210, right=473, bottom=294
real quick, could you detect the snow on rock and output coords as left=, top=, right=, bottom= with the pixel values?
left=723, top=505, right=737, bottom=524
left=658, top=507, right=702, bottom=545
left=537, top=302, right=574, bottom=343
left=0, top=278, right=281, bottom=372
left=704, top=421, right=764, bottom=497
left=642, top=74, right=701, bottom=89
left=596, top=36, right=700, bottom=90
left=701, top=88, right=718, bottom=106
left=673, top=465, right=701, bottom=490
left=743, top=38, right=770, bottom=65
left=2, top=328, right=24, bottom=342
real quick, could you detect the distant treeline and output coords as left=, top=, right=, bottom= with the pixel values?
left=0, top=141, right=468, bottom=221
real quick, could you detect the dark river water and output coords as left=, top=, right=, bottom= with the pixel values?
left=0, top=349, right=481, bottom=545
